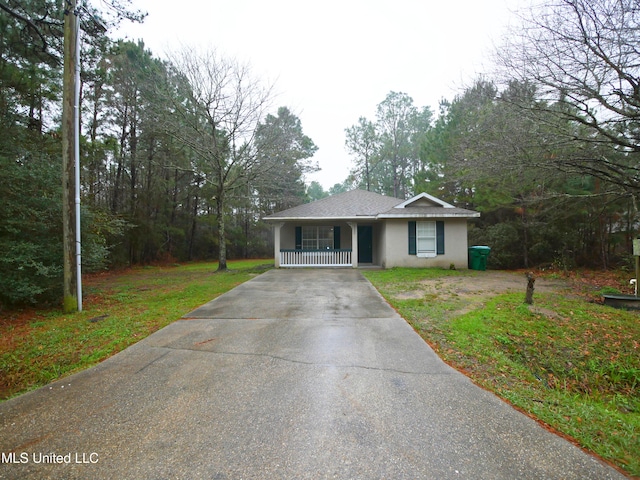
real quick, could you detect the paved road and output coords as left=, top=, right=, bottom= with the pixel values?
left=0, top=269, right=626, bottom=479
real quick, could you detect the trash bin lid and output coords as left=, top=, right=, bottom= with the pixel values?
left=469, top=245, right=491, bottom=251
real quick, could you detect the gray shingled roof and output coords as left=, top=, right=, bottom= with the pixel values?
left=264, top=189, right=479, bottom=220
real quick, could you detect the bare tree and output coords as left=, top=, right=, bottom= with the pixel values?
left=163, top=47, right=274, bottom=271
left=495, top=0, right=640, bottom=197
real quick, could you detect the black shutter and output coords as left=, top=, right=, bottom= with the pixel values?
left=408, top=221, right=417, bottom=255
left=295, top=226, right=302, bottom=250
left=333, top=226, right=341, bottom=249
left=436, top=221, right=445, bottom=255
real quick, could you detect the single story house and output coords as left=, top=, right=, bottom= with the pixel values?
left=264, top=189, right=480, bottom=269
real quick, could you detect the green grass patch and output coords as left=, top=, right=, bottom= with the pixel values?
left=0, top=259, right=272, bottom=400
left=364, top=268, right=640, bottom=477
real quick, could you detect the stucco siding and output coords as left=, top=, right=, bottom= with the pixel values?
left=383, top=218, right=469, bottom=269
left=365, top=223, right=383, bottom=265
left=279, top=223, right=296, bottom=250
left=374, top=223, right=385, bottom=267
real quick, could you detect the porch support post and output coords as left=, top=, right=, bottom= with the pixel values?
left=348, top=222, right=358, bottom=268
left=273, top=222, right=284, bottom=268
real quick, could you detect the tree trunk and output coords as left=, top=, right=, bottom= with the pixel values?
left=216, top=190, right=227, bottom=271
left=524, top=272, right=535, bottom=305
left=88, top=81, right=101, bottom=200
left=188, top=192, right=199, bottom=261
left=521, top=205, right=529, bottom=269
left=129, top=110, right=137, bottom=216
left=365, top=155, right=371, bottom=191
left=112, top=104, right=128, bottom=213
left=599, top=213, right=608, bottom=270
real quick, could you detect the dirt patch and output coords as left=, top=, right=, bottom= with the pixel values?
left=419, top=271, right=571, bottom=300
left=390, top=271, right=576, bottom=320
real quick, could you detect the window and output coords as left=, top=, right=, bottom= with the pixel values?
left=302, top=226, right=334, bottom=250
left=408, top=221, right=444, bottom=256
left=416, top=221, right=436, bottom=256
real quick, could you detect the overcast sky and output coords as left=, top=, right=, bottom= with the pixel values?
left=115, top=0, right=525, bottom=188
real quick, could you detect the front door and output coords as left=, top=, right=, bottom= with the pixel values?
left=358, top=225, right=373, bottom=264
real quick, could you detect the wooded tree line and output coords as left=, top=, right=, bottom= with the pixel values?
left=1, top=1, right=317, bottom=306
left=2, top=0, right=638, bottom=307
left=343, top=0, right=639, bottom=271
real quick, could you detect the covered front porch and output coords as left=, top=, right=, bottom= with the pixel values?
left=279, top=249, right=353, bottom=267
left=272, top=221, right=379, bottom=268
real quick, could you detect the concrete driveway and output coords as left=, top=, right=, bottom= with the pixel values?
left=0, top=269, right=626, bottom=479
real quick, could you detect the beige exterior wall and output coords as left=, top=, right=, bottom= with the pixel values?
left=377, top=222, right=388, bottom=268
left=372, top=223, right=384, bottom=266
left=279, top=223, right=295, bottom=250
left=382, top=218, right=470, bottom=269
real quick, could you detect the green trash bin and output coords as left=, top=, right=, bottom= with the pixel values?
left=468, top=246, right=491, bottom=271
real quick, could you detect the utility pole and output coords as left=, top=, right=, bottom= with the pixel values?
left=62, top=0, right=79, bottom=312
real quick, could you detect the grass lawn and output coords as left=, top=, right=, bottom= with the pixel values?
left=363, top=267, right=639, bottom=478
left=0, top=259, right=272, bottom=401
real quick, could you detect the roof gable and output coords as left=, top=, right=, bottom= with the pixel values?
left=394, top=192, right=454, bottom=209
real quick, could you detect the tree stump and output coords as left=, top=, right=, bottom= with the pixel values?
left=525, top=272, right=535, bottom=305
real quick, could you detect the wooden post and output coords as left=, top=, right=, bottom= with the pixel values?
left=62, top=1, right=78, bottom=312
left=633, top=239, right=640, bottom=297
left=636, top=256, right=639, bottom=297
left=524, top=271, right=535, bottom=305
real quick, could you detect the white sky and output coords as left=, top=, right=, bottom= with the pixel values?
left=115, top=0, right=524, bottom=189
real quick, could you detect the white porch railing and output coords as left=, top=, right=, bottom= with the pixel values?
left=280, top=249, right=352, bottom=267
